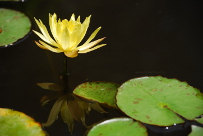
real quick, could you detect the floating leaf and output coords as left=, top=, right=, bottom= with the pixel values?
left=73, top=82, right=119, bottom=108
left=87, top=118, right=148, bottom=136
left=116, top=76, right=203, bottom=126
left=0, top=8, right=31, bottom=47
left=195, top=116, right=203, bottom=124
left=0, top=108, right=46, bottom=136
left=188, top=125, right=203, bottom=136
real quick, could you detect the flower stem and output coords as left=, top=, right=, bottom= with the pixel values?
left=62, top=54, right=70, bottom=94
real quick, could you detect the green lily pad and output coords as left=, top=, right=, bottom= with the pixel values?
left=87, top=118, right=148, bottom=136
left=116, top=76, right=203, bottom=126
left=0, top=108, right=46, bottom=136
left=73, top=82, right=119, bottom=108
left=188, top=125, right=203, bottom=136
left=0, top=8, right=31, bottom=47
left=195, top=116, right=203, bottom=124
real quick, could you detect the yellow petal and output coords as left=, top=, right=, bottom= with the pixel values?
left=79, top=44, right=106, bottom=53
left=78, top=37, right=105, bottom=51
left=34, top=18, right=58, bottom=47
left=49, top=14, right=58, bottom=42
left=33, top=30, right=51, bottom=45
left=78, top=27, right=101, bottom=49
left=64, top=51, right=78, bottom=58
left=39, top=41, right=63, bottom=53
left=34, top=41, right=48, bottom=50
left=68, top=23, right=82, bottom=49
left=75, top=16, right=91, bottom=44
left=70, top=14, right=75, bottom=21
left=76, top=16, right=80, bottom=22
left=60, top=28, right=71, bottom=50
left=69, top=16, right=90, bottom=49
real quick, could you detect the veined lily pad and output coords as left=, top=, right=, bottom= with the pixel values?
left=116, top=76, right=203, bottom=126
left=188, top=125, right=203, bottom=136
left=0, top=108, right=46, bottom=136
left=73, top=82, right=119, bottom=108
left=0, top=8, right=31, bottom=47
left=87, top=118, right=147, bottom=136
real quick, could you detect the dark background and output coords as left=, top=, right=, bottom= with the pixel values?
left=0, top=0, right=203, bottom=135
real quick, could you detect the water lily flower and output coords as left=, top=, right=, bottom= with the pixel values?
left=33, top=13, right=106, bottom=58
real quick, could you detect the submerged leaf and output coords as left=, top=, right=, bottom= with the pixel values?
left=116, top=76, right=203, bottom=126
left=87, top=118, right=147, bottom=136
left=37, top=83, right=64, bottom=91
left=73, top=82, right=119, bottom=108
left=43, top=97, right=65, bottom=127
left=188, top=125, right=203, bottom=136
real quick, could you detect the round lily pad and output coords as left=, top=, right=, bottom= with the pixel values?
left=0, top=108, right=46, bottom=136
left=0, top=8, right=31, bottom=47
left=87, top=118, right=147, bottom=136
left=116, top=76, right=203, bottom=126
left=188, top=125, right=203, bottom=136
left=73, top=82, right=119, bottom=107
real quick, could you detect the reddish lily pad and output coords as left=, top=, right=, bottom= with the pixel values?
left=188, top=125, right=203, bottom=136
left=73, top=82, right=119, bottom=108
left=0, top=108, right=46, bottom=136
left=0, top=8, right=31, bottom=47
left=87, top=118, right=148, bottom=136
left=116, top=76, right=203, bottom=126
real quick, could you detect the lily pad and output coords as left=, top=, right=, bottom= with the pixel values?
left=116, top=76, right=203, bottom=126
left=87, top=118, right=147, bottom=136
left=0, top=8, right=31, bottom=47
left=0, top=108, right=46, bottom=136
left=73, top=82, right=119, bottom=108
left=188, top=125, right=203, bottom=136
left=195, top=116, right=203, bottom=124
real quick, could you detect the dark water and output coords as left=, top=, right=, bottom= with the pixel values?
left=0, top=0, right=203, bottom=135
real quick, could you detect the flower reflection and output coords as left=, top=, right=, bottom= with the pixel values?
left=38, top=83, right=106, bottom=134
left=33, top=13, right=106, bottom=58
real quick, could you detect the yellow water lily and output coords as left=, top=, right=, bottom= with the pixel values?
left=33, top=13, right=106, bottom=58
